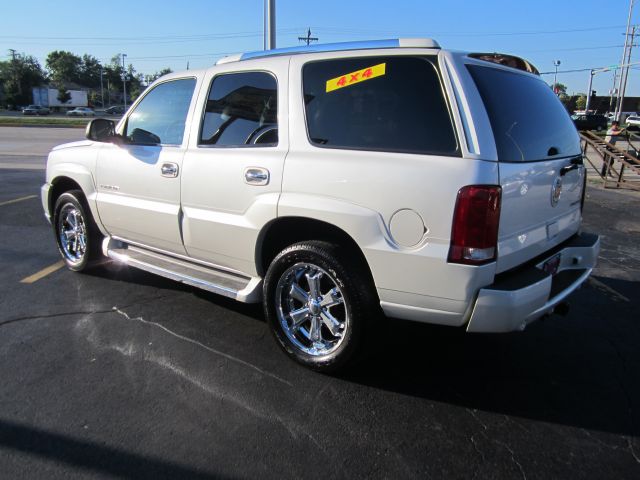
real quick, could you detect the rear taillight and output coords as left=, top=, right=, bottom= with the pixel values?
left=448, top=185, right=502, bottom=265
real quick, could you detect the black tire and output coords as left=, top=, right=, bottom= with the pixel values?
left=596, top=125, right=604, bottom=131
left=53, top=190, right=102, bottom=272
left=263, top=241, right=378, bottom=372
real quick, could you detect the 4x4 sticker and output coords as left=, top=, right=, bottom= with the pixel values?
left=325, top=63, right=386, bottom=92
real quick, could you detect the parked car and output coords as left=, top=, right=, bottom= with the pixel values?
left=105, top=106, right=125, bottom=115
left=66, top=107, right=95, bottom=117
left=22, top=105, right=50, bottom=116
left=42, top=39, right=599, bottom=372
left=625, top=115, right=640, bottom=131
left=571, top=113, right=608, bottom=131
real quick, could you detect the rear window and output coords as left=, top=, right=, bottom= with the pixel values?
left=468, top=64, right=580, bottom=162
left=303, top=56, right=459, bottom=156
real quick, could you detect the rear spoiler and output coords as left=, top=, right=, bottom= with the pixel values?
left=468, top=53, right=540, bottom=75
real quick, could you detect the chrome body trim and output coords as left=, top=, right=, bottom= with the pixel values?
left=111, top=235, right=249, bottom=278
left=107, top=249, right=239, bottom=299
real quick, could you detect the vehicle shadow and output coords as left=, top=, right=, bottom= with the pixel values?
left=0, top=418, right=233, bottom=480
left=84, top=261, right=639, bottom=437
left=84, top=261, right=265, bottom=321
left=342, top=277, right=640, bottom=437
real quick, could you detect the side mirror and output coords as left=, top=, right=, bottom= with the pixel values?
left=86, top=118, right=116, bottom=142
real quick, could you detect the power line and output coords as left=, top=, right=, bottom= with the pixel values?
left=311, top=24, right=628, bottom=37
left=0, top=28, right=303, bottom=42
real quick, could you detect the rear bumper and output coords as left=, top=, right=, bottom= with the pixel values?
left=466, top=232, right=600, bottom=333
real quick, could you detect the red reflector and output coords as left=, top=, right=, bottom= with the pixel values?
left=448, top=185, right=502, bottom=265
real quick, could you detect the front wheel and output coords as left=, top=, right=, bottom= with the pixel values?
left=263, top=241, right=377, bottom=372
left=53, top=191, right=102, bottom=271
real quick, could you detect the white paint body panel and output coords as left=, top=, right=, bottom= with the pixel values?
left=41, top=45, right=599, bottom=331
left=180, top=57, right=289, bottom=274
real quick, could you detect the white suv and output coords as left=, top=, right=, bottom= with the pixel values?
left=42, top=39, right=600, bottom=371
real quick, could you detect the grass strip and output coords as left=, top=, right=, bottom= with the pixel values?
left=0, top=117, right=88, bottom=128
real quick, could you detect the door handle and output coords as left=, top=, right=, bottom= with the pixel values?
left=244, top=167, right=270, bottom=186
left=161, top=163, right=179, bottom=178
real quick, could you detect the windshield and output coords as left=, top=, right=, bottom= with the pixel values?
left=468, top=64, right=580, bottom=162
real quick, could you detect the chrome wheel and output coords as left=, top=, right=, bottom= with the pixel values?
left=57, top=203, right=87, bottom=265
left=274, top=262, right=348, bottom=357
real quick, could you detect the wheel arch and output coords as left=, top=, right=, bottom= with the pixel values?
left=49, top=176, right=84, bottom=217
left=47, top=167, right=105, bottom=235
left=256, top=216, right=377, bottom=290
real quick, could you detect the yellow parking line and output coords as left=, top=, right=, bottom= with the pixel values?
left=0, top=195, right=37, bottom=207
left=20, top=261, right=65, bottom=284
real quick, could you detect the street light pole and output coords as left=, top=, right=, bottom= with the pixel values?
left=100, top=67, right=104, bottom=108
left=553, top=60, right=561, bottom=95
left=585, top=70, right=595, bottom=113
left=122, top=53, right=127, bottom=110
left=264, top=0, right=276, bottom=50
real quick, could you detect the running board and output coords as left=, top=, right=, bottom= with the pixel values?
left=103, top=238, right=262, bottom=303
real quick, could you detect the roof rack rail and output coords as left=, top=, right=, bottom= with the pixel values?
left=216, top=38, right=440, bottom=65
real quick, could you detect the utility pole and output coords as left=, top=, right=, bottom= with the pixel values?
left=614, top=0, right=635, bottom=120
left=616, top=24, right=636, bottom=119
left=121, top=53, right=127, bottom=109
left=264, top=0, right=276, bottom=50
left=8, top=48, right=17, bottom=61
left=298, top=28, right=319, bottom=46
left=100, top=67, right=105, bottom=108
left=552, top=60, right=561, bottom=95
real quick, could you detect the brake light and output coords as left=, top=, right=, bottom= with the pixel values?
left=448, top=185, right=502, bottom=265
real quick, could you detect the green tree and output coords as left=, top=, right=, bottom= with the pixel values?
left=0, top=52, right=46, bottom=107
left=46, top=50, right=82, bottom=85
left=56, top=83, right=71, bottom=104
left=79, top=54, right=102, bottom=88
left=145, top=67, right=173, bottom=84
left=102, top=55, right=125, bottom=94
left=575, top=95, right=587, bottom=111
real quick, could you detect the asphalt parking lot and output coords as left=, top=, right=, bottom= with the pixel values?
left=1, top=127, right=639, bottom=479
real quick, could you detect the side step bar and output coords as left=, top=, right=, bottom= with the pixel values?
left=102, top=238, right=262, bottom=303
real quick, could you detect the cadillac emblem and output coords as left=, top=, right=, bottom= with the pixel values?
left=550, top=177, right=562, bottom=207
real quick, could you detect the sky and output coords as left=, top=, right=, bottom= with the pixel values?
left=1, top=0, right=638, bottom=97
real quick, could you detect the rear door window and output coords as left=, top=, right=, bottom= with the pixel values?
left=199, top=71, right=278, bottom=147
left=467, top=64, right=580, bottom=162
left=302, top=56, right=459, bottom=156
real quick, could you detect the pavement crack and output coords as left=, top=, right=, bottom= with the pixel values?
left=466, top=409, right=527, bottom=480
left=469, top=434, right=487, bottom=463
left=111, top=306, right=292, bottom=387
left=628, top=438, right=640, bottom=464
left=494, top=439, right=527, bottom=480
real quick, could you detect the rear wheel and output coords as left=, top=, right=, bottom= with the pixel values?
left=263, top=241, right=378, bottom=372
left=53, top=191, right=102, bottom=271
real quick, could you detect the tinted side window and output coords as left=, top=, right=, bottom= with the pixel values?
left=200, top=72, right=278, bottom=147
left=468, top=65, right=580, bottom=162
left=303, top=56, right=458, bottom=155
left=125, top=78, right=196, bottom=145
